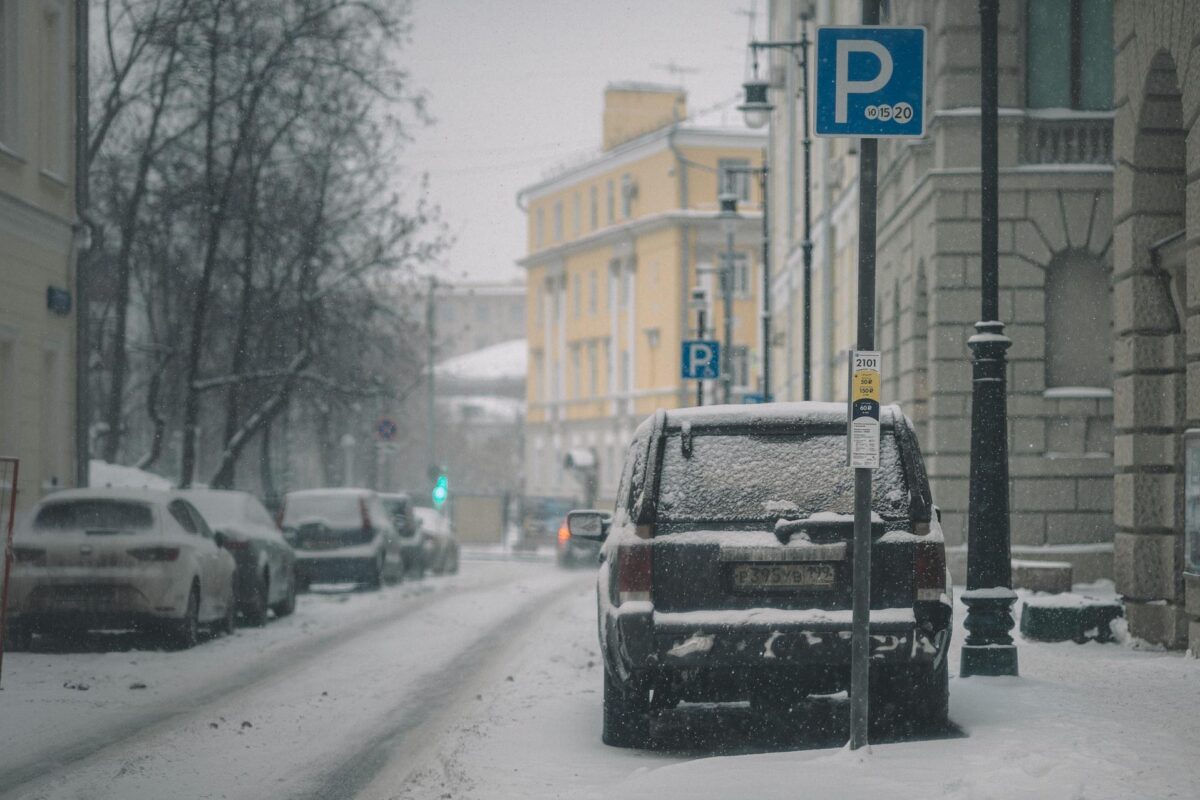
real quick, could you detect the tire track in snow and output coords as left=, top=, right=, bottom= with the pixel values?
left=0, top=567, right=538, bottom=798
left=293, top=574, right=587, bottom=800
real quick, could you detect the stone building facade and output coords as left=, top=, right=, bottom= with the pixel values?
left=765, top=0, right=1116, bottom=580
left=1110, top=0, right=1200, bottom=650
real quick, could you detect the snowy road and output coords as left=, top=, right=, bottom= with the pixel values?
left=2, top=560, right=1198, bottom=800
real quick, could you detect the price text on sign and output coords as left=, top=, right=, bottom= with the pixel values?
left=849, top=351, right=882, bottom=469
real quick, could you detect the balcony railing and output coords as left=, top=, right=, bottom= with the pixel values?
left=1021, top=112, right=1114, bottom=165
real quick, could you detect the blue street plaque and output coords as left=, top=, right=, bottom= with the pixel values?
left=814, top=26, right=926, bottom=138
left=742, top=393, right=767, bottom=404
left=681, top=340, right=720, bottom=380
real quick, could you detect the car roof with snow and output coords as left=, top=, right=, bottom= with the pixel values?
left=645, top=401, right=905, bottom=434
left=34, top=487, right=178, bottom=506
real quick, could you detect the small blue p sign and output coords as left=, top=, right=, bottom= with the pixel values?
left=681, top=340, right=720, bottom=380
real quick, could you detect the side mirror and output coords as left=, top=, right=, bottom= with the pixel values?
left=213, top=531, right=228, bottom=550
left=282, top=526, right=298, bottom=545
left=567, top=510, right=610, bottom=542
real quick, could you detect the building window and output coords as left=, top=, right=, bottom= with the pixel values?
left=718, top=158, right=751, bottom=202
left=588, top=271, right=597, bottom=314
left=1045, top=251, right=1111, bottom=389
left=0, top=0, right=20, bottom=150
left=572, top=192, right=581, bottom=237
left=571, top=346, right=581, bottom=398
left=590, top=185, right=599, bottom=230
left=536, top=208, right=545, bottom=247
left=620, top=173, right=634, bottom=218
left=587, top=342, right=598, bottom=396
left=553, top=201, right=564, bottom=242
left=606, top=180, right=615, bottom=224
left=1026, top=0, right=1112, bottom=110
left=38, top=0, right=68, bottom=177
left=720, top=252, right=750, bottom=298
left=731, top=346, right=750, bottom=389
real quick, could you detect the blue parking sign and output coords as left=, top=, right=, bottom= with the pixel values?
left=814, top=26, right=926, bottom=138
left=681, top=340, right=720, bottom=380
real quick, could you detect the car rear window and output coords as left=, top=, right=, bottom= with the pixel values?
left=655, top=432, right=910, bottom=525
left=283, top=493, right=363, bottom=528
left=34, top=500, right=155, bottom=533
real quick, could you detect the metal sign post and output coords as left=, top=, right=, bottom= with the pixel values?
left=814, top=0, right=925, bottom=750
left=0, top=456, right=21, bottom=686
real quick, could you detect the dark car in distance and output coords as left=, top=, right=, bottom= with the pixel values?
left=568, top=402, right=952, bottom=748
left=556, top=516, right=601, bottom=567
left=380, top=492, right=426, bottom=578
left=281, top=489, right=405, bottom=590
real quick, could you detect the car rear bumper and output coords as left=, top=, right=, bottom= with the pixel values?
left=608, top=605, right=949, bottom=673
left=295, top=555, right=377, bottom=583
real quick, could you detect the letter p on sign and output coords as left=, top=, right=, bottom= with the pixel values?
left=815, top=26, right=925, bottom=139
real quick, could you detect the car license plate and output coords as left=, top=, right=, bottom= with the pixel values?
left=731, top=562, right=836, bottom=590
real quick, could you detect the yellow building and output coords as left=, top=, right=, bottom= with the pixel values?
left=0, top=1, right=79, bottom=509
left=518, top=83, right=765, bottom=503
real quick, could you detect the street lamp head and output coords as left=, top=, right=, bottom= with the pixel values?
left=798, top=1, right=815, bottom=22
left=689, top=286, right=708, bottom=310
left=718, top=192, right=739, bottom=235
left=738, top=78, right=774, bottom=130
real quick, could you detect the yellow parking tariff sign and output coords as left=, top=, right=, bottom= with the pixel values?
left=848, top=351, right=881, bottom=469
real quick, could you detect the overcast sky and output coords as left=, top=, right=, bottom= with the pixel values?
left=404, top=0, right=762, bottom=286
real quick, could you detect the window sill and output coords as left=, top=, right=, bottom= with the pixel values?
left=39, top=168, right=68, bottom=187
left=0, top=142, right=25, bottom=165
left=1043, top=387, right=1112, bottom=400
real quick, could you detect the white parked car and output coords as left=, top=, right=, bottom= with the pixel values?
left=5, top=489, right=237, bottom=650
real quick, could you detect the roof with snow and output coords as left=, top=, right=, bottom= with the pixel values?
left=435, top=339, right=527, bottom=382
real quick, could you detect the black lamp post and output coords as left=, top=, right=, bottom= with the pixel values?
left=739, top=8, right=814, bottom=402
left=960, top=0, right=1018, bottom=677
left=718, top=192, right=739, bottom=404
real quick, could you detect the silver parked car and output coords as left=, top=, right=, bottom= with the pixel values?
left=182, top=490, right=297, bottom=626
left=413, top=506, right=459, bottom=575
left=281, top=488, right=404, bottom=590
left=6, top=489, right=237, bottom=650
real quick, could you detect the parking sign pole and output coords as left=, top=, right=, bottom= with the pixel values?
left=848, top=0, right=880, bottom=755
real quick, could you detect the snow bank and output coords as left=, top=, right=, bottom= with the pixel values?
left=88, top=460, right=173, bottom=490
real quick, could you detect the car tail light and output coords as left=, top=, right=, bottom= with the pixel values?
left=617, top=543, right=652, bottom=604
left=557, top=524, right=570, bottom=544
left=128, top=546, right=181, bottom=562
left=13, top=546, right=46, bottom=565
left=222, top=537, right=250, bottom=551
left=360, top=499, right=373, bottom=535
left=634, top=523, right=654, bottom=539
left=914, top=540, right=946, bottom=602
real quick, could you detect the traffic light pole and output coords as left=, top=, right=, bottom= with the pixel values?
left=849, top=0, right=880, bottom=755
left=696, top=306, right=707, bottom=406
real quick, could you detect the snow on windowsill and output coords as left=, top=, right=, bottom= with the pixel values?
left=1043, top=387, right=1112, bottom=400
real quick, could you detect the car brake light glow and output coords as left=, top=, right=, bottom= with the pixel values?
left=558, top=524, right=570, bottom=543
left=128, top=546, right=181, bottom=562
left=914, top=540, right=946, bottom=602
left=360, top=498, right=373, bottom=534
left=617, top=543, right=652, bottom=604
left=13, top=546, right=46, bottom=564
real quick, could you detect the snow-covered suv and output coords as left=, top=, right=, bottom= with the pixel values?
left=568, top=402, right=952, bottom=748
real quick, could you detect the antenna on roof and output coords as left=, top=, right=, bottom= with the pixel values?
left=651, top=61, right=700, bottom=82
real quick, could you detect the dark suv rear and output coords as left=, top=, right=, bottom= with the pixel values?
left=569, top=402, right=952, bottom=748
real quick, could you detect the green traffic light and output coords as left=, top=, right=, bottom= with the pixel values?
left=432, top=474, right=448, bottom=506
